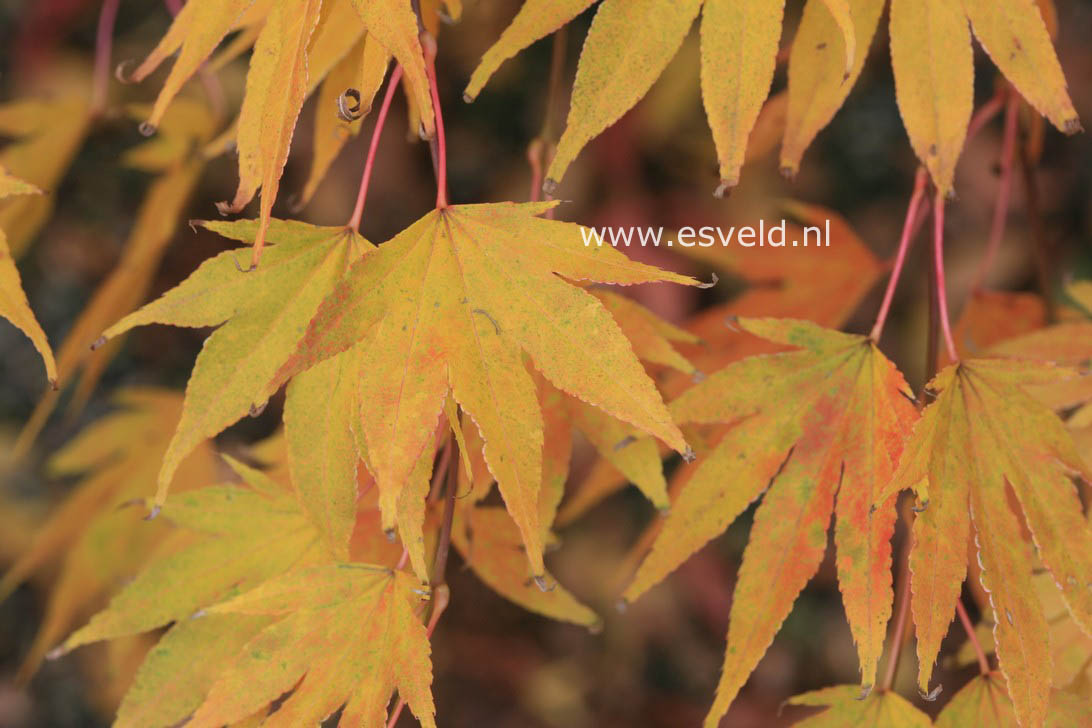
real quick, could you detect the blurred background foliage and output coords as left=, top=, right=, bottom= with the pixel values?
left=1, top=0, right=1091, bottom=726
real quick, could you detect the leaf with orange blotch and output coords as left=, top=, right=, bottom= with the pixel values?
left=963, top=0, right=1080, bottom=135
left=0, top=389, right=220, bottom=678
left=98, top=219, right=372, bottom=512
left=935, top=673, right=1092, bottom=728
left=13, top=99, right=216, bottom=460
left=889, top=0, right=973, bottom=195
left=452, top=505, right=598, bottom=627
left=949, top=290, right=1047, bottom=363
left=785, top=684, right=931, bottom=727
left=877, top=358, right=1092, bottom=728
left=269, top=201, right=696, bottom=582
left=780, top=0, right=885, bottom=178
left=623, top=319, right=918, bottom=726
left=187, top=565, right=435, bottom=728
left=0, top=167, right=55, bottom=386
left=673, top=201, right=886, bottom=382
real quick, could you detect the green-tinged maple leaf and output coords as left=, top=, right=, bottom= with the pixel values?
left=187, top=564, right=436, bottom=728
left=623, top=318, right=918, bottom=726
left=0, top=389, right=220, bottom=678
left=269, top=201, right=697, bottom=581
left=877, top=357, right=1092, bottom=728
left=934, top=673, right=1092, bottom=728
left=58, top=458, right=327, bottom=653
left=0, top=166, right=54, bottom=385
left=467, top=0, right=1077, bottom=193
left=98, top=218, right=372, bottom=511
left=452, top=504, right=598, bottom=627
left=785, top=685, right=931, bottom=727
left=13, top=98, right=216, bottom=459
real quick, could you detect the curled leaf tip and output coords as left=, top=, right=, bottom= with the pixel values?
left=697, top=272, right=718, bottom=289
left=779, top=165, right=797, bottom=181
left=911, top=500, right=928, bottom=513
left=214, top=200, right=234, bottom=217
left=143, top=504, right=162, bottom=521
left=919, top=684, right=942, bottom=701
left=615, top=598, right=628, bottom=613
left=137, top=121, right=157, bottom=137
left=90, top=336, right=106, bottom=351
left=462, top=92, right=474, bottom=104
left=724, top=315, right=739, bottom=331
left=45, top=646, right=67, bottom=661
left=48, top=377, right=58, bottom=391
left=384, top=528, right=396, bottom=543
left=336, top=88, right=363, bottom=122
left=1063, top=117, right=1083, bottom=135
left=713, top=181, right=734, bottom=199
left=114, top=59, right=136, bottom=84
left=682, top=447, right=696, bottom=463
left=588, top=619, right=604, bottom=635
left=533, top=575, right=553, bottom=592
left=248, top=401, right=267, bottom=418
left=541, top=178, right=559, bottom=196
left=856, top=684, right=873, bottom=700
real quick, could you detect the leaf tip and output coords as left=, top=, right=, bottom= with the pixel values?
left=533, top=575, right=553, bottom=592
left=697, top=272, right=718, bottom=289
left=615, top=598, right=628, bottom=614
left=90, top=336, right=106, bottom=351
left=918, top=684, right=943, bottom=702
left=1063, top=117, right=1084, bottom=135
left=856, top=684, right=873, bottom=701
left=462, top=92, right=475, bottom=104
left=45, top=645, right=67, bottom=661
left=542, top=178, right=559, bottom=196
left=713, top=181, right=734, bottom=199
left=137, top=121, right=157, bottom=137
left=114, top=59, right=136, bottom=84
left=143, top=504, right=161, bottom=522
left=682, top=447, right=696, bottom=464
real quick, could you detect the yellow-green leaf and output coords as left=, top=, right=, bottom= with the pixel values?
left=546, top=0, right=703, bottom=189
left=889, top=0, right=974, bottom=194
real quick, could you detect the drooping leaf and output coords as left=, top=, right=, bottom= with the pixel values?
left=623, top=319, right=918, bottom=725
left=877, top=358, right=1092, bottom=728
left=963, top=0, right=1080, bottom=134
left=888, top=0, right=973, bottom=194
left=189, top=564, right=436, bottom=728
left=99, top=219, right=372, bottom=510
left=699, top=0, right=785, bottom=192
left=463, top=0, right=596, bottom=102
left=545, top=0, right=702, bottom=190
left=785, top=684, right=931, bottom=727
left=0, top=167, right=55, bottom=385
left=452, top=505, right=598, bottom=627
left=781, top=0, right=885, bottom=177
left=269, top=201, right=696, bottom=580
left=14, top=98, right=216, bottom=458
left=218, top=0, right=323, bottom=264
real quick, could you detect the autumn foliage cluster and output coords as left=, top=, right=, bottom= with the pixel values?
left=2, top=0, right=1092, bottom=726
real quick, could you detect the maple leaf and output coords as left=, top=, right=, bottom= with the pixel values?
left=784, top=685, right=931, bottom=727
left=269, top=201, right=697, bottom=581
left=452, top=504, right=598, bottom=627
left=622, top=318, right=918, bottom=726
left=187, top=564, right=435, bottom=728
left=877, top=357, right=1092, bottom=728
left=467, top=0, right=1077, bottom=194
left=13, top=98, right=216, bottom=459
left=59, top=457, right=326, bottom=654
left=98, top=219, right=372, bottom=511
left=0, top=389, right=220, bottom=678
left=0, top=166, right=55, bottom=385
left=934, top=673, right=1092, bottom=728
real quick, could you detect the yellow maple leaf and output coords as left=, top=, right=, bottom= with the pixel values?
left=270, top=201, right=697, bottom=581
